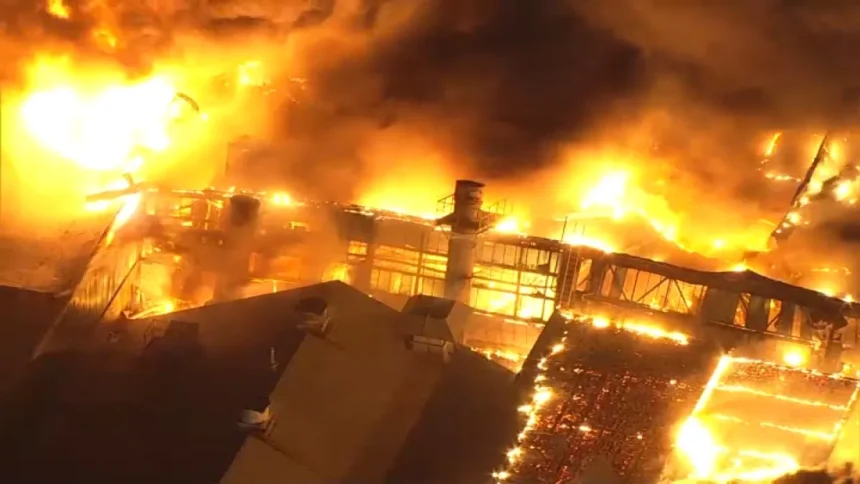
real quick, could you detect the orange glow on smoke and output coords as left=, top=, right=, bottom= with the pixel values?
left=557, top=160, right=772, bottom=259
left=0, top=57, right=177, bottom=229
left=7, top=58, right=179, bottom=237
left=8, top=47, right=857, bottom=306
left=4, top=49, right=276, bottom=232
left=18, top=57, right=179, bottom=174
left=21, top=77, right=176, bottom=171
left=352, top=150, right=776, bottom=264
left=355, top=146, right=453, bottom=220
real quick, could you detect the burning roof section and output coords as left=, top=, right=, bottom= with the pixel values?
left=33, top=177, right=860, bottom=368
left=0, top=213, right=116, bottom=294
left=669, top=356, right=860, bottom=482
left=493, top=313, right=714, bottom=483
left=493, top=310, right=860, bottom=484
left=269, top=191, right=860, bottom=318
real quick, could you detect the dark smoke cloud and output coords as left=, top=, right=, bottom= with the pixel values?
left=774, top=468, right=844, bottom=483
left=58, top=0, right=647, bottom=199
left=205, top=0, right=860, bottom=201
left=570, top=1, right=860, bottom=127
left=258, top=0, right=647, bottom=187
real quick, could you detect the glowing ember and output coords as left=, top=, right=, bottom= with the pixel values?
left=495, top=314, right=693, bottom=483
left=493, top=333, right=566, bottom=482
left=763, top=132, right=782, bottom=158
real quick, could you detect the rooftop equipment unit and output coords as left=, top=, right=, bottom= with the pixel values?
left=295, top=296, right=331, bottom=337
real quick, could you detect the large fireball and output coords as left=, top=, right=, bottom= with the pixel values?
left=18, top=57, right=180, bottom=175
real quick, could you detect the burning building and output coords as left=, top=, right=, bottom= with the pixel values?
left=0, top=171, right=853, bottom=482
left=37, top=175, right=860, bottom=366
left=5, top=2, right=860, bottom=482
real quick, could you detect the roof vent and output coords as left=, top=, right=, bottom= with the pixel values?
left=238, top=406, right=272, bottom=432
left=295, top=297, right=331, bottom=337
left=405, top=335, right=454, bottom=363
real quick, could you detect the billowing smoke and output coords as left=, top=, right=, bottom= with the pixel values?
left=2, top=1, right=644, bottom=192
left=219, top=2, right=860, bottom=223
left=773, top=466, right=856, bottom=483
left=215, top=0, right=651, bottom=204
left=570, top=2, right=860, bottom=126
left=5, top=1, right=860, bottom=262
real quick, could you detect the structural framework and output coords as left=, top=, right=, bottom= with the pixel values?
left=22, top=178, right=860, bottom=483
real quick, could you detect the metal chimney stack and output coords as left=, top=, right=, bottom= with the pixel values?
left=437, top=180, right=488, bottom=304
left=213, top=194, right=261, bottom=302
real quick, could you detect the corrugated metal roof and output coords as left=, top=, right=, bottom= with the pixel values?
left=0, top=215, right=114, bottom=294
left=0, top=285, right=66, bottom=395
left=386, top=348, right=520, bottom=484
left=0, top=281, right=519, bottom=483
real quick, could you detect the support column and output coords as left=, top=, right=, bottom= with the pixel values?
left=213, top=194, right=260, bottom=302
left=352, top=220, right=377, bottom=292
left=440, top=180, right=484, bottom=305
left=444, top=233, right=476, bottom=303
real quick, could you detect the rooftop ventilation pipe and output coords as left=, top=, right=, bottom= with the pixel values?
left=436, top=180, right=486, bottom=304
